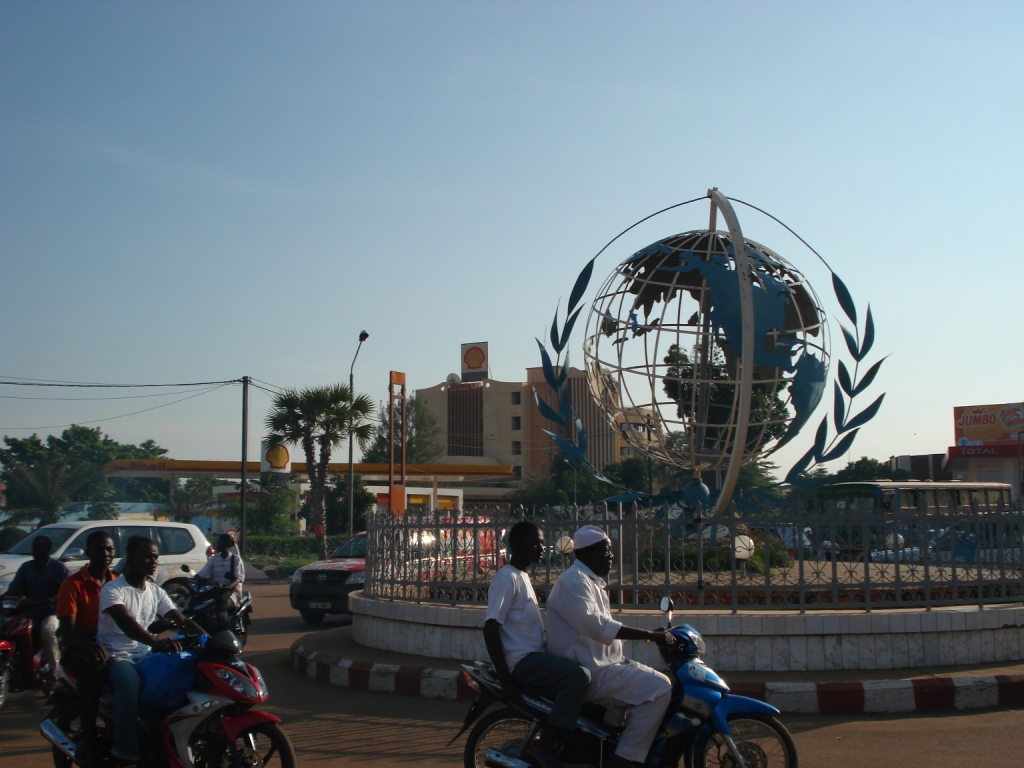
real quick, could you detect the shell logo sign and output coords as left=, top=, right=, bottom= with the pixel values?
left=464, top=346, right=486, bottom=370
left=260, top=440, right=290, bottom=474
left=461, top=341, right=489, bottom=382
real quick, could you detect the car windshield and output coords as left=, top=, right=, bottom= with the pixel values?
left=331, top=536, right=366, bottom=558
left=4, top=527, right=77, bottom=555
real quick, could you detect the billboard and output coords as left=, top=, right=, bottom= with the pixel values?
left=461, top=341, right=490, bottom=382
left=260, top=440, right=291, bottom=473
left=954, top=403, right=1024, bottom=446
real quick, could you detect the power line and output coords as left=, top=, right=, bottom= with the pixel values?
left=0, top=386, right=224, bottom=402
left=0, top=384, right=232, bottom=431
left=0, top=377, right=242, bottom=389
left=250, top=377, right=285, bottom=392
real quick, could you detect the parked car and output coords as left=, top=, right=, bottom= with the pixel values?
left=289, top=533, right=366, bottom=624
left=0, top=521, right=213, bottom=607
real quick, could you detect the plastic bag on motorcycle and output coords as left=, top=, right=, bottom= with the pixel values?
left=136, top=650, right=199, bottom=709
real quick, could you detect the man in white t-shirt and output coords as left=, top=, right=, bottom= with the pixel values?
left=197, top=533, right=244, bottom=631
left=484, top=521, right=590, bottom=768
left=98, top=536, right=205, bottom=768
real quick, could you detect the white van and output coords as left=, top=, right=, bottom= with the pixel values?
left=0, top=521, right=213, bottom=607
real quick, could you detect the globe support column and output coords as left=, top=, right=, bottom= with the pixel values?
left=707, top=189, right=755, bottom=516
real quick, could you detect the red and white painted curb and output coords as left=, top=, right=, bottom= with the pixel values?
left=290, top=642, right=1024, bottom=713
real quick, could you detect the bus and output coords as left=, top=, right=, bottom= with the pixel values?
left=812, top=481, right=1019, bottom=565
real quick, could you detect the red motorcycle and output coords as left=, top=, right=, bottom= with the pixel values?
left=0, top=595, right=56, bottom=708
left=41, top=631, right=295, bottom=768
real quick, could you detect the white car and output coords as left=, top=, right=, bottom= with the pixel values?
left=0, top=521, right=213, bottom=607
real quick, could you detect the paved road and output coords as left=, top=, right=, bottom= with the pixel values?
left=3, top=583, right=1023, bottom=767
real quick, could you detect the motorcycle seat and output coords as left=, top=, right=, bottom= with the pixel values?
left=467, top=661, right=617, bottom=733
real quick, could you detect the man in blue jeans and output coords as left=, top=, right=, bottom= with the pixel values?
left=97, top=536, right=205, bottom=768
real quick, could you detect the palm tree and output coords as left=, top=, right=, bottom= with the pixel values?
left=265, top=384, right=374, bottom=559
left=0, top=454, right=94, bottom=525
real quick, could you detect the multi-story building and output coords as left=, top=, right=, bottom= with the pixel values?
left=416, top=345, right=632, bottom=487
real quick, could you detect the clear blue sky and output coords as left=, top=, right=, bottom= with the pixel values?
left=2, top=2, right=1021, bottom=477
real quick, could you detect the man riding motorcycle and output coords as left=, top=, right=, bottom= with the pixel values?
left=195, top=533, right=244, bottom=633
left=5, top=534, right=70, bottom=691
left=484, top=521, right=590, bottom=768
left=55, top=529, right=116, bottom=766
left=546, top=525, right=675, bottom=768
left=98, top=535, right=205, bottom=768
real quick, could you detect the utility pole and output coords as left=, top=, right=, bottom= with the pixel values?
left=240, top=376, right=249, bottom=556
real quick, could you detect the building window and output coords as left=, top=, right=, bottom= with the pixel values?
left=511, top=416, right=521, bottom=431
left=511, top=391, right=521, bottom=406
left=513, top=466, right=522, bottom=479
left=512, top=441, right=522, bottom=455
left=620, top=446, right=633, bottom=457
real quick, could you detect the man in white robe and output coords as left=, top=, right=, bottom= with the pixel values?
left=546, top=525, right=675, bottom=768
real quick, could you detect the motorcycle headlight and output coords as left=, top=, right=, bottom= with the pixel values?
left=347, top=572, right=365, bottom=584
left=688, top=631, right=706, bottom=656
left=291, top=570, right=303, bottom=583
left=215, top=667, right=259, bottom=699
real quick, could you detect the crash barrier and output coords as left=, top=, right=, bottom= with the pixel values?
left=364, top=503, right=1024, bottom=612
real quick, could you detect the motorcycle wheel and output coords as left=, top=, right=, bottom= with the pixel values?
left=0, top=663, right=10, bottom=709
left=463, top=707, right=533, bottom=768
left=218, top=723, right=297, bottom=768
left=692, top=713, right=797, bottom=768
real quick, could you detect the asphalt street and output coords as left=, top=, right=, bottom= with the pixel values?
left=2, top=583, right=1022, bottom=767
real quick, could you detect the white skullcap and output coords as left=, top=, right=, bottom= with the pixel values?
left=573, top=525, right=610, bottom=551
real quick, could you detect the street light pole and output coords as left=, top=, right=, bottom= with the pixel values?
left=348, top=331, right=369, bottom=539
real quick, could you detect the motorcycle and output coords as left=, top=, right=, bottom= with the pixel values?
left=456, top=598, right=797, bottom=768
left=182, top=577, right=253, bottom=647
left=0, top=595, right=56, bottom=708
left=41, top=631, right=295, bottom=768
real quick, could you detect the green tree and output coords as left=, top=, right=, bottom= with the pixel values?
left=830, top=456, right=909, bottom=483
left=221, top=474, right=299, bottom=536
left=265, top=385, right=374, bottom=559
left=0, top=455, right=95, bottom=525
left=362, top=396, right=443, bottom=465
left=1, top=426, right=170, bottom=515
left=168, top=478, right=219, bottom=523
left=661, top=343, right=788, bottom=456
left=304, top=473, right=376, bottom=536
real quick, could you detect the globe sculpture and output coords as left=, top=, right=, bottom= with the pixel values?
left=535, top=190, right=883, bottom=515
left=582, top=228, right=830, bottom=475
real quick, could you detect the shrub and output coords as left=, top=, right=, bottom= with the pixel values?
left=243, top=535, right=351, bottom=559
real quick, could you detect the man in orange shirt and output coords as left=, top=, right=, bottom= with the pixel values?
left=56, top=530, right=116, bottom=766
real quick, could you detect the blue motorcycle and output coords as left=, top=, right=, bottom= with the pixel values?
left=456, top=599, right=796, bottom=768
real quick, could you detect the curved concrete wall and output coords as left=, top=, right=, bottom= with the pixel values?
left=350, top=592, right=1024, bottom=672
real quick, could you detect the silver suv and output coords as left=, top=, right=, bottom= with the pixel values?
left=0, top=521, right=213, bottom=607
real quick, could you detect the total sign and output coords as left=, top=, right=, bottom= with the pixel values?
left=954, top=403, right=1024, bottom=445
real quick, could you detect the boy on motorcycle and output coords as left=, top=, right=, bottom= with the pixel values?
left=195, top=533, right=244, bottom=632
left=547, top=525, right=675, bottom=768
left=4, top=534, right=70, bottom=690
left=55, top=529, right=116, bottom=767
left=484, top=521, right=590, bottom=768
left=97, top=535, right=205, bottom=768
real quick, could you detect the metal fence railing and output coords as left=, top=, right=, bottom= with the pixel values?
left=364, top=504, right=1024, bottom=612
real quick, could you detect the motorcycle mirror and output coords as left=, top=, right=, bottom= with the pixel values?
left=61, top=548, right=86, bottom=562
left=659, top=596, right=673, bottom=627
